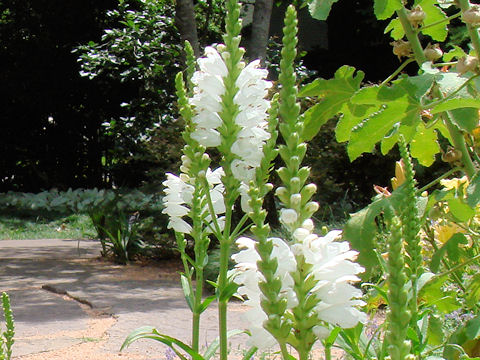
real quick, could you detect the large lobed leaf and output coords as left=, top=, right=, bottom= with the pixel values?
left=307, top=0, right=340, bottom=20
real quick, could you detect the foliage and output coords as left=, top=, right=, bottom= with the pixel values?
left=0, top=293, right=15, bottom=360
left=0, top=188, right=163, bottom=262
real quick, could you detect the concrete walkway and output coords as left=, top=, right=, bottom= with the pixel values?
left=0, top=239, right=250, bottom=359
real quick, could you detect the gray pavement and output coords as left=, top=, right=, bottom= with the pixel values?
left=0, top=239, right=250, bottom=359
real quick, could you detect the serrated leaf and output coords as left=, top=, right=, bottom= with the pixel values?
left=410, top=121, right=439, bottom=166
left=307, top=0, right=339, bottom=20
left=416, top=0, right=449, bottom=41
left=385, top=18, right=404, bottom=39
left=300, top=66, right=365, bottom=141
left=443, top=45, right=467, bottom=62
left=374, top=0, right=403, bottom=20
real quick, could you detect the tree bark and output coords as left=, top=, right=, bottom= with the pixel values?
left=175, top=0, right=200, bottom=57
left=248, top=0, right=274, bottom=64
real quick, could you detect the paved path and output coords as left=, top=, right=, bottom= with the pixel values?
left=0, top=239, right=250, bottom=359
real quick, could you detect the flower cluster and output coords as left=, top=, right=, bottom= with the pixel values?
left=232, top=221, right=366, bottom=349
left=162, top=167, right=225, bottom=234
left=189, top=46, right=272, bottom=212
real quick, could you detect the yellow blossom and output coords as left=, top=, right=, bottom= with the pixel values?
left=391, top=159, right=406, bottom=190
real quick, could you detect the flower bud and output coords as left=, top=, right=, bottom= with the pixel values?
left=407, top=5, right=426, bottom=28
left=457, top=55, right=479, bottom=75
left=264, top=183, right=274, bottom=192
left=305, top=201, right=319, bottom=214
left=463, top=5, right=480, bottom=27
left=301, top=219, right=314, bottom=232
left=293, top=227, right=310, bottom=242
left=197, top=170, right=206, bottom=179
left=441, top=146, right=462, bottom=163
left=391, top=40, right=412, bottom=61
left=424, top=43, right=443, bottom=62
left=290, top=177, right=301, bottom=189
left=180, top=173, right=190, bottom=183
left=280, top=208, right=298, bottom=224
left=301, top=183, right=317, bottom=201
left=290, top=193, right=302, bottom=206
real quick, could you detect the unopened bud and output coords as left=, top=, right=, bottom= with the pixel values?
left=301, top=219, right=314, bottom=232
left=275, top=186, right=287, bottom=197
left=197, top=170, right=206, bottom=179
left=407, top=5, right=426, bottom=28
left=424, top=43, right=443, bottom=62
left=457, top=55, right=479, bottom=75
left=280, top=208, right=298, bottom=224
left=463, top=5, right=480, bottom=27
left=293, top=227, right=310, bottom=242
left=305, top=201, right=319, bottom=214
left=290, top=193, right=302, bottom=206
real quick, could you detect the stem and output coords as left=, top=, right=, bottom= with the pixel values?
left=218, top=235, right=231, bottom=360
left=381, top=58, right=415, bottom=86
left=418, top=167, right=461, bottom=193
left=457, top=0, right=480, bottom=57
left=417, top=11, right=462, bottom=32
left=396, top=7, right=427, bottom=66
left=325, top=343, right=332, bottom=360
left=192, top=269, right=204, bottom=352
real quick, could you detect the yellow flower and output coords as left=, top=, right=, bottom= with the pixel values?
left=433, top=223, right=465, bottom=244
left=440, top=176, right=469, bottom=193
left=391, top=159, right=406, bottom=190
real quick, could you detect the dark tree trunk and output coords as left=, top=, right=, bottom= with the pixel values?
left=175, top=0, right=200, bottom=57
left=248, top=0, right=273, bottom=64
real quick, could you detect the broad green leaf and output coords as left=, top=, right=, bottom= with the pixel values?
left=432, top=101, right=480, bottom=133
left=300, top=66, right=365, bottom=141
left=380, top=123, right=417, bottom=155
left=420, top=275, right=461, bottom=313
left=385, top=18, right=404, bottom=39
left=448, top=197, right=475, bottom=222
left=374, top=0, right=403, bottom=20
left=410, top=121, right=439, bottom=166
left=335, top=102, right=377, bottom=142
left=307, top=0, right=339, bottom=20
left=416, top=0, right=449, bottom=41
left=467, top=171, right=480, bottom=207
left=444, top=316, right=480, bottom=360
left=427, top=314, right=445, bottom=346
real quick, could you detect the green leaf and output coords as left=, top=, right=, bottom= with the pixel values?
left=374, top=0, right=403, bottom=20
left=427, top=314, right=445, bottom=346
left=467, top=171, right=480, bottom=207
left=465, top=274, right=480, bottom=308
left=336, top=102, right=377, bottom=143
left=410, top=121, right=440, bottom=166
left=180, top=274, right=194, bottom=312
left=444, top=316, right=480, bottom=360
left=420, top=275, right=461, bottom=313
left=385, top=18, right=404, bottom=39
left=121, top=326, right=205, bottom=360
left=307, top=0, right=339, bottom=20
left=430, top=233, right=468, bottom=272
left=450, top=107, right=480, bottom=133
left=198, top=295, right=216, bottom=314
left=448, top=198, right=475, bottom=222
left=417, top=0, right=449, bottom=41
left=443, top=45, right=467, bottom=62
left=218, top=281, right=239, bottom=302
left=203, top=329, right=245, bottom=360
left=347, top=75, right=433, bottom=160
left=300, top=66, right=365, bottom=141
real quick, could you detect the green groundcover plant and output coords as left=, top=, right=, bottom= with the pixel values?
left=122, top=0, right=480, bottom=359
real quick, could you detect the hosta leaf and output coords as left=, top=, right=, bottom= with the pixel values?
left=416, top=0, right=449, bottom=41
left=300, top=66, right=365, bottom=141
left=410, top=121, right=439, bottom=166
left=307, top=0, right=339, bottom=20
left=374, top=0, right=403, bottom=20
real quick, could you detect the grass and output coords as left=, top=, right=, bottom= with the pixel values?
left=0, top=210, right=96, bottom=240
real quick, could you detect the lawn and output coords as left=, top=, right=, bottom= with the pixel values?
left=0, top=211, right=96, bottom=240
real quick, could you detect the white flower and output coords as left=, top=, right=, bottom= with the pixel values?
left=162, top=167, right=226, bottom=234
left=280, top=208, right=298, bottom=224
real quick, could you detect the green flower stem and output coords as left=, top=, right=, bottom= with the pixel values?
left=396, top=7, right=427, bottom=65
left=386, top=217, right=411, bottom=360
left=381, top=58, right=415, bottom=86
left=417, top=11, right=462, bottom=33
left=398, top=137, right=421, bottom=331
left=418, top=166, right=461, bottom=193
left=457, top=0, right=480, bottom=58
left=395, top=6, right=476, bottom=178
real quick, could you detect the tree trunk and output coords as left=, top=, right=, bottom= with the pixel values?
left=248, top=0, right=274, bottom=64
left=175, top=0, right=200, bottom=57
